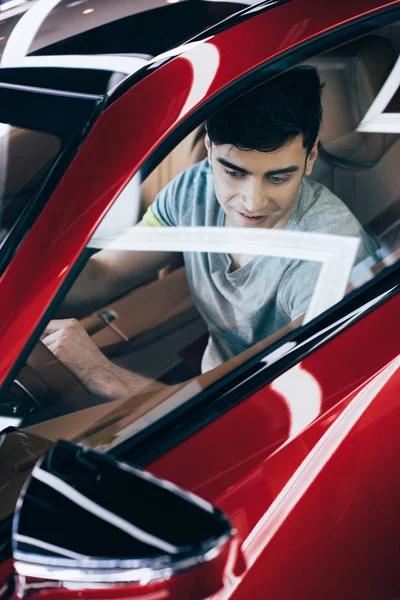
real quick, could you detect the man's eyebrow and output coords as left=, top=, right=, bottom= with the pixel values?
left=266, top=166, right=300, bottom=176
left=216, top=157, right=300, bottom=176
left=217, top=157, right=250, bottom=174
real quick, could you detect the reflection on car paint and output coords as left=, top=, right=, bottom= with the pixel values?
left=244, top=358, right=400, bottom=564
left=271, top=363, right=322, bottom=439
left=209, top=357, right=400, bottom=599
left=103, top=225, right=359, bottom=323
left=177, top=43, right=221, bottom=122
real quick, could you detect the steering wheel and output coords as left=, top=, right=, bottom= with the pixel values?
left=9, top=341, right=95, bottom=424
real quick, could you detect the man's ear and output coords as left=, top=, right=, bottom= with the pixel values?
left=305, top=138, right=319, bottom=176
left=205, top=134, right=212, bottom=160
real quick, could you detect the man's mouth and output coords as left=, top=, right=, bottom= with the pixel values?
left=234, top=209, right=269, bottom=225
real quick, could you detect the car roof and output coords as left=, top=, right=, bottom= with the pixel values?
left=0, top=1, right=265, bottom=97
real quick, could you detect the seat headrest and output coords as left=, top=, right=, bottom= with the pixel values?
left=308, top=35, right=396, bottom=162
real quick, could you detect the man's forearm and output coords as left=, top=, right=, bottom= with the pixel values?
left=85, top=358, right=166, bottom=401
left=43, top=318, right=166, bottom=402
left=60, top=248, right=174, bottom=318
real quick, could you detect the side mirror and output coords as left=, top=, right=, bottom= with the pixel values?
left=12, top=441, right=237, bottom=599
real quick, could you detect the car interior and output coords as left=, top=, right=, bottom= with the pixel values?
left=4, top=23, right=400, bottom=438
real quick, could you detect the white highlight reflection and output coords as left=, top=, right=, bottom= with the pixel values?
left=33, top=466, right=180, bottom=555
left=100, top=225, right=359, bottom=323
left=9, top=54, right=148, bottom=75
left=178, top=42, right=220, bottom=120
left=358, top=54, right=400, bottom=133
left=1, top=0, right=64, bottom=67
left=14, top=534, right=87, bottom=560
left=0, top=0, right=25, bottom=11
left=148, top=38, right=212, bottom=64
left=271, top=364, right=322, bottom=439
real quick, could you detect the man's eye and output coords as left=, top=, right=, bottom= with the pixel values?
left=225, top=169, right=242, bottom=179
left=269, top=175, right=288, bottom=184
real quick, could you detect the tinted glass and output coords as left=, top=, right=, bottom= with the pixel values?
left=0, top=125, right=60, bottom=246
left=9, top=23, right=400, bottom=432
left=0, top=79, right=101, bottom=265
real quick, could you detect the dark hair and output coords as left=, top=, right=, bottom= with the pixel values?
left=206, top=66, right=323, bottom=154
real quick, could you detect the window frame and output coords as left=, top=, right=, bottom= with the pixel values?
left=108, top=5, right=400, bottom=464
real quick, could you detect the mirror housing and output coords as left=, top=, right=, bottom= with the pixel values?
left=12, top=441, right=236, bottom=599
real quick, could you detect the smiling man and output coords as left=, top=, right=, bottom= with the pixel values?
left=43, top=66, right=377, bottom=398
left=141, top=66, right=377, bottom=372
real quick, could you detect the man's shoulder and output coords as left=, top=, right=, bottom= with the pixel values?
left=152, top=158, right=213, bottom=227
left=169, top=157, right=211, bottom=191
left=298, top=178, right=362, bottom=235
left=297, top=178, right=378, bottom=263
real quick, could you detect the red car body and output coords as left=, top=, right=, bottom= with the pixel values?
left=0, top=0, right=400, bottom=598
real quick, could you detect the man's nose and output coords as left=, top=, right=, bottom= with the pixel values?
left=241, top=179, right=267, bottom=213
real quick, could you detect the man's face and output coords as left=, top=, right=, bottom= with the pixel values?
left=205, top=134, right=318, bottom=229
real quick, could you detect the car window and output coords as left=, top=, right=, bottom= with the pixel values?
left=0, top=79, right=102, bottom=264
left=0, top=125, right=60, bottom=246
left=4, top=17, right=400, bottom=462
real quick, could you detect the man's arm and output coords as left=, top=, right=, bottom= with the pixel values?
left=61, top=222, right=174, bottom=316
left=43, top=319, right=165, bottom=401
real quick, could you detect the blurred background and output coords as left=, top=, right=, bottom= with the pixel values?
left=0, top=0, right=189, bottom=58
left=0, top=0, right=260, bottom=60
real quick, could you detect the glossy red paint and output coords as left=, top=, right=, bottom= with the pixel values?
left=0, top=559, right=13, bottom=596
left=1, top=0, right=399, bottom=385
left=10, top=541, right=235, bottom=600
left=216, top=359, right=400, bottom=599
left=148, top=292, right=400, bottom=598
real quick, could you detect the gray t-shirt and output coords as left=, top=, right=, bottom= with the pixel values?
left=147, top=158, right=376, bottom=371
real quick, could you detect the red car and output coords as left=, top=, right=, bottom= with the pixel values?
left=0, top=0, right=400, bottom=598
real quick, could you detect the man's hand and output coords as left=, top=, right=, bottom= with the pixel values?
left=42, top=319, right=164, bottom=401
left=43, top=318, right=105, bottom=378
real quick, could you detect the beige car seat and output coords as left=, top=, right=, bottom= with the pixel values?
left=142, top=34, right=400, bottom=254
left=308, top=34, right=400, bottom=251
left=140, top=126, right=207, bottom=215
